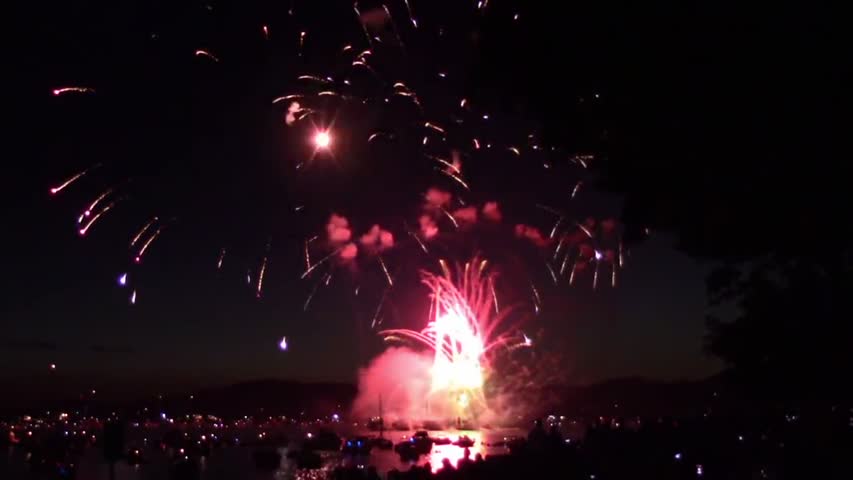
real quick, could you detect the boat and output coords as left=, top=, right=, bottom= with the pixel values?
left=342, top=437, right=373, bottom=455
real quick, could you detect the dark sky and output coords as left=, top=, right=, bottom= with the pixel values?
left=11, top=0, right=812, bottom=403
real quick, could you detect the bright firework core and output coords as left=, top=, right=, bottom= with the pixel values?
left=314, top=130, right=331, bottom=149
left=380, top=259, right=529, bottom=421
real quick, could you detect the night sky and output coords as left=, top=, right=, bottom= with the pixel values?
left=2, top=0, right=765, bottom=404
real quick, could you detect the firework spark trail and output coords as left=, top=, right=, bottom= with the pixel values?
left=530, top=281, right=542, bottom=314
left=549, top=217, right=563, bottom=239
left=304, top=239, right=312, bottom=271
left=429, top=155, right=460, bottom=174
left=618, top=241, right=624, bottom=267
left=407, top=228, right=429, bottom=254
left=49, top=166, right=98, bottom=195
left=353, top=4, right=373, bottom=46
left=130, top=290, right=137, bottom=305
left=593, top=258, right=600, bottom=290
left=490, top=281, right=500, bottom=314
left=298, top=31, right=306, bottom=55
left=568, top=261, right=578, bottom=285
left=262, top=25, right=269, bottom=39
left=79, top=188, right=114, bottom=223
left=134, top=226, right=163, bottom=263
left=611, top=263, right=617, bottom=287
left=577, top=223, right=594, bottom=238
left=217, top=248, right=226, bottom=270
left=478, top=259, right=488, bottom=274
left=472, top=138, right=480, bottom=149
left=402, top=0, right=418, bottom=27
left=78, top=201, right=116, bottom=236
left=52, top=87, right=95, bottom=96
left=377, top=254, right=394, bottom=287
left=559, top=251, right=571, bottom=275
left=439, top=169, right=470, bottom=190
left=371, top=287, right=390, bottom=329
left=571, top=181, right=583, bottom=199
left=297, top=75, right=332, bottom=84
left=546, top=262, right=558, bottom=285
left=303, top=274, right=324, bottom=311
left=130, top=217, right=158, bottom=248
left=508, top=146, right=521, bottom=156
left=553, top=236, right=567, bottom=260
left=424, top=122, right=446, bottom=135
left=256, top=254, right=269, bottom=298
left=272, top=94, right=302, bottom=104
left=300, top=246, right=342, bottom=279
left=438, top=258, right=451, bottom=279
left=439, top=207, right=458, bottom=229
left=195, top=49, right=220, bottom=62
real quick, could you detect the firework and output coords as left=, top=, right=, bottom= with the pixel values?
left=380, top=259, right=529, bottom=415
left=194, top=49, right=220, bottom=62
left=52, top=87, right=95, bottom=96
left=49, top=165, right=98, bottom=195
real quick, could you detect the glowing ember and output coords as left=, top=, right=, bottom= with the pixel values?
left=314, top=130, right=331, bottom=149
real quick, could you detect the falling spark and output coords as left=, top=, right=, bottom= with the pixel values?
left=78, top=201, right=116, bottom=236
left=52, top=87, right=95, bottom=96
left=571, top=181, right=583, bottom=199
left=262, top=25, right=269, bottom=39
left=611, top=264, right=617, bottom=287
left=256, top=254, right=269, bottom=298
left=439, top=207, right=459, bottom=229
left=478, top=259, right=489, bottom=274
left=303, top=240, right=311, bottom=271
left=130, top=217, right=158, bottom=248
left=508, top=146, right=520, bottom=156
left=460, top=98, right=467, bottom=108
left=79, top=188, right=114, bottom=223
left=577, top=223, right=593, bottom=238
left=439, top=169, right=470, bottom=190
left=430, top=156, right=460, bottom=174
left=217, top=248, right=226, bottom=270
left=298, top=31, right=306, bottom=55
left=272, top=94, right=302, bottom=104
left=303, top=275, right=323, bottom=311
left=402, top=0, right=417, bottom=27
left=49, top=166, right=96, bottom=195
left=568, top=261, right=578, bottom=285
left=593, top=258, right=601, bottom=290
left=438, top=258, right=451, bottom=278
left=352, top=4, right=373, bottom=46
left=324, top=272, right=333, bottom=286
left=530, top=282, right=542, bottom=309
left=472, top=138, right=480, bottom=149
left=490, top=281, right=500, bottom=314
left=130, top=290, right=137, bottom=305
left=371, top=287, right=389, bottom=329
left=549, top=217, right=563, bottom=239
left=118, top=273, right=128, bottom=287
left=377, top=254, right=394, bottom=287
left=408, top=229, right=429, bottom=254
left=424, top=122, right=446, bottom=135
left=279, top=336, right=288, bottom=351
left=195, top=49, right=220, bottom=62
left=422, top=136, right=429, bottom=146
left=618, top=241, right=624, bottom=267
left=559, top=251, right=571, bottom=275
left=546, top=262, right=558, bottom=285
left=301, top=247, right=342, bottom=279
left=134, top=226, right=162, bottom=263
left=297, top=75, right=332, bottom=84
left=513, top=13, right=519, bottom=21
